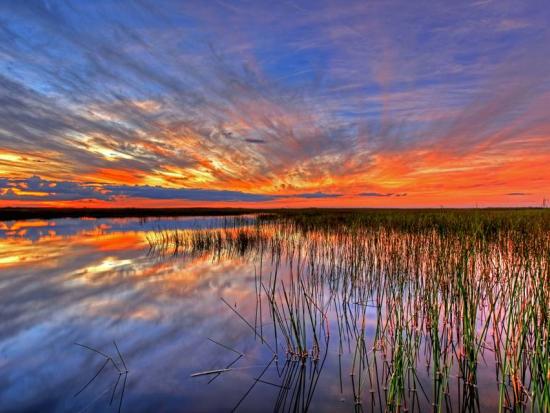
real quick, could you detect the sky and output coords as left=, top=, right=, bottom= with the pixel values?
left=0, top=0, right=549, bottom=208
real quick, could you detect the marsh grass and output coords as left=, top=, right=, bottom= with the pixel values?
left=172, top=209, right=549, bottom=412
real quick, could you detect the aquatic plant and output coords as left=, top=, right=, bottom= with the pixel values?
left=176, top=209, right=549, bottom=412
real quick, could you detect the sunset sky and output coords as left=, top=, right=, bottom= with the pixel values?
left=0, top=1, right=549, bottom=208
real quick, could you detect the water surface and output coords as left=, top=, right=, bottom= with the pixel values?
left=0, top=216, right=546, bottom=412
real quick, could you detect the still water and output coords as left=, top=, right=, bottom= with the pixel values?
left=0, top=216, right=544, bottom=412
left=1, top=217, right=271, bottom=412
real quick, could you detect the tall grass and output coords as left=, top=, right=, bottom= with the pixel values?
left=173, top=209, right=549, bottom=412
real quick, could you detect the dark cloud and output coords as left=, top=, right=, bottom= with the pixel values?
left=0, top=176, right=341, bottom=203
left=288, top=192, right=342, bottom=199
left=104, top=184, right=275, bottom=202
left=506, top=192, right=531, bottom=196
left=358, top=192, right=407, bottom=197
left=360, top=192, right=390, bottom=197
left=0, top=176, right=109, bottom=201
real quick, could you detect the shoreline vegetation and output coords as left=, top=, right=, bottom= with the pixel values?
left=146, top=209, right=549, bottom=411
left=1, top=206, right=549, bottom=222
left=0, top=207, right=257, bottom=221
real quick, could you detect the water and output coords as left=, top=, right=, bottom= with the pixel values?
left=0, top=217, right=258, bottom=412
left=0, top=216, right=544, bottom=412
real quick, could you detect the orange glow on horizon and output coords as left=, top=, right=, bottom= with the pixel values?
left=1, top=2, right=550, bottom=210
left=1, top=144, right=548, bottom=208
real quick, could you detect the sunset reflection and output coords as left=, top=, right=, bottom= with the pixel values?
left=0, top=217, right=267, bottom=412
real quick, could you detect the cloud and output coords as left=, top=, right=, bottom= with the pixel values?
left=0, top=176, right=109, bottom=201
left=506, top=192, right=531, bottom=196
left=358, top=192, right=407, bottom=197
left=104, top=184, right=275, bottom=202
left=359, top=192, right=392, bottom=197
left=287, top=192, right=342, bottom=199
left=0, top=176, right=341, bottom=203
left=0, top=1, right=548, bottom=205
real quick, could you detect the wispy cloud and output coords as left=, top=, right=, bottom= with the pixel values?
left=0, top=1, right=548, bottom=206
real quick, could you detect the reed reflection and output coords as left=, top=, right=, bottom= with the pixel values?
left=0, top=212, right=548, bottom=412
left=150, top=212, right=549, bottom=412
left=0, top=217, right=263, bottom=412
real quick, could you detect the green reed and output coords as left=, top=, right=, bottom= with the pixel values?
left=166, top=209, right=549, bottom=412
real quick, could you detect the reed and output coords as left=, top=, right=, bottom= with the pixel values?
left=172, top=209, right=549, bottom=411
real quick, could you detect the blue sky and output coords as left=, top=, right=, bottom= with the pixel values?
left=0, top=1, right=549, bottom=207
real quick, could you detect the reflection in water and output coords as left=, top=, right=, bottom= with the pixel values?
left=73, top=341, right=128, bottom=413
left=0, top=215, right=548, bottom=412
left=0, top=217, right=261, bottom=412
